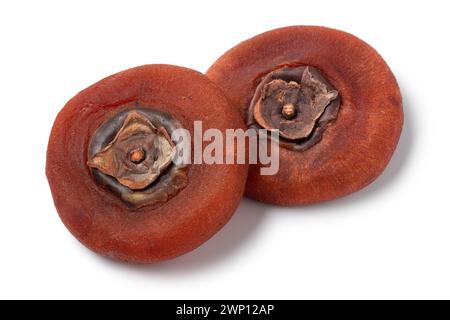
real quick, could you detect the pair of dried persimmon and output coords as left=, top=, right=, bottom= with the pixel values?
left=46, top=26, right=403, bottom=263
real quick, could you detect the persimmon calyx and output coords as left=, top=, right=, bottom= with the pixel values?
left=253, top=67, right=338, bottom=140
left=87, top=110, right=175, bottom=190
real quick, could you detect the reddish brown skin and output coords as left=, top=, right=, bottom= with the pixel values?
left=206, top=26, right=403, bottom=205
left=46, top=65, right=248, bottom=263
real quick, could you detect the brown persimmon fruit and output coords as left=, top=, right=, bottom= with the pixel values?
left=46, top=64, right=248, bottom=263
left=206, top=26, right=403, bottom=205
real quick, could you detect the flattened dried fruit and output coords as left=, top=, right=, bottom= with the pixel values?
left=207, top=26, right=403, bottom=205
left=46, top=64, right=248, bottom=263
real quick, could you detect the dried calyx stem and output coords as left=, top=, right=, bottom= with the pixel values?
left=129, top=148, right=146, bottom=164
left=281, top=103, right=296, bottom=120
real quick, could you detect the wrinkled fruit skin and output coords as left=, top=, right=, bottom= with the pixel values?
left=206, top=26, right=403, bottom=205
left=46, top=65, right=248, bottom=263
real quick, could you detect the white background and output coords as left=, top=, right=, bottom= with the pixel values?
left=0, top=0, right=449, bottom=300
